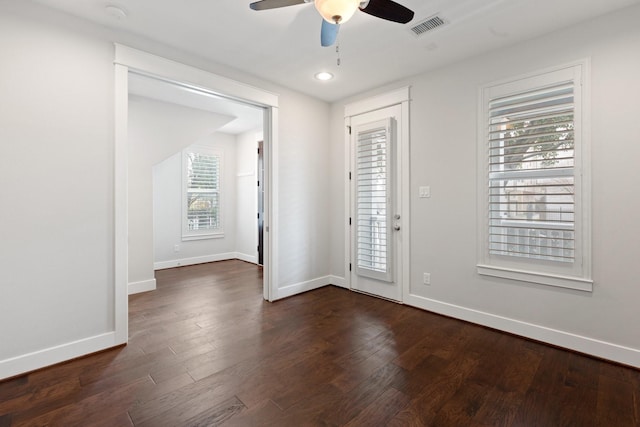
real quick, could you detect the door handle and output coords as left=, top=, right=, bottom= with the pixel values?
left=393, top=225, right=401, bottom=231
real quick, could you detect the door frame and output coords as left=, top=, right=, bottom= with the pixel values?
left=114, top=44, right=279, bottom=346
left=257, top=140, right=264, bottom=266
left=344, top=87, right=411, bottom=301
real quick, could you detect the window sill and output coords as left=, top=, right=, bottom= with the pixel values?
left=182, top=232, right=225, bottom=242
left=477, top=264, right=593, bottom=292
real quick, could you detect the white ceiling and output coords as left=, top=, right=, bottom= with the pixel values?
left=128, top=73, right=264, bottom=135
left=32, top=0, right=640, bottom=102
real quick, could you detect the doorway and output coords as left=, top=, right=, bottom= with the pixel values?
left=114, top=44, right=279, bottom=346
left=127, top=72, right=265, bottom=277
left=349, top=105, right=403, bottom=301
left=345, top=88, right=410, bottom=303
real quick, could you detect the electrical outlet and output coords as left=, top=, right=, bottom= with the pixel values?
left=174, top=244, right=180, bottom=252
left=423, top=272, right=431, bottom=285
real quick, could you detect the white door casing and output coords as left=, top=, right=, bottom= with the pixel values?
left=345, top=88, right=410, bottom=302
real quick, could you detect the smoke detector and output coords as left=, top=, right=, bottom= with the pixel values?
left=105, top=5, right=127, bottom=20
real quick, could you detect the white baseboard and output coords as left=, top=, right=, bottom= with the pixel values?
left=273, top=275, right=334, bottom=300
left=154, top=252, right=238, bottom=270
left=328, top=275, right=347, bottom=288
left=235, top=252, right=257, bottom=264
left=404, top=292, right=640, bottom=369
left=0, top=331, right=124, bottom=380
left=128, top=278, right=156, bottom=295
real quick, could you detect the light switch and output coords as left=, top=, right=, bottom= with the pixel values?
left=419, top=186, right=431, bottom=198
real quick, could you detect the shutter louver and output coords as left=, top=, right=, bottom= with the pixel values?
left=487, top=81, right=575, bottom=263
left=355, top=121, right=393, bottom=281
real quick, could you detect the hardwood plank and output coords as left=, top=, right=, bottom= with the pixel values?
left=392, top=315, right=461, bottom=371
left=0, top=376, right=28, bottom=403
left=388, top=350, right=480, bottom=425
left=0, top=377, right=81, bottom=415
left=128, top=370, right=237, bottom=425
left=595, top=374, right=637, bottom=426
left=511, top=347, right=600, bottom=426
left=136, top=390, right=245, bottom=427
left=0, top=414, right=12, bottom=427
left=254, top=384, right=346, bottom=426
left=11, top=376, right=154, bottom=427
left=220, top=399, right=285, bottom=427
left=319, top=362, right=408, bottom=426
left=134, top=372, right=195, bottom=406
left=183, top=396, right=246, bottom=427
left=431, top=381, right=488, bottom=426
left=470, top=389, right=522, bottom=427
left=0, top=259, right=638, bottom=426
left=269, top=359, right=343, bottom=411
left=343, top=387, right=410, bottom=426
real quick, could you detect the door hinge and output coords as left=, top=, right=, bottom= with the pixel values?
left=347, top=125, right=352, bottom=135
left=349, top=217, right=352, bottom=225
left=349, top=263, right=352, bottom=272
left=349, top=172, right=352, bottom=180
left=257, top=212, right=260, bottom=219
left=257, top=180, right=260, bottom=187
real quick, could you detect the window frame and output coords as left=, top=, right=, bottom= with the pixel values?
left=476, top=61, right=592, bottom=291
left=182, top=144, right=224, bottom=241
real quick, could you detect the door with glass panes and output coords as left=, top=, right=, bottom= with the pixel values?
left=349, top=104, right=403, bottom=301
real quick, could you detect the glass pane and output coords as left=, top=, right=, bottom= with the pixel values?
left=356, top=126, right=389, bottom=275
left=188, top=153, right=219, bottom=190
left=186, top=151, right=220, bottom=232
left=488, top=83, right=575, bottom=263
left=187, top=192, right=219, bottom=231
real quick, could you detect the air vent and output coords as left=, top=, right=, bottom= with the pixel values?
left=409, top=15, right=447, bottom=37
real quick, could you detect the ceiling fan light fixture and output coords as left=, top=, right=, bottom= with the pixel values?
left=314, top=0, right=359, bottom=24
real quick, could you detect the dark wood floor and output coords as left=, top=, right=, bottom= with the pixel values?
left=1, top=260, right=639, bottom=426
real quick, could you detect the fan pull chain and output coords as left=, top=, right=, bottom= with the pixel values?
left=336, top=43, right=341, bottom=66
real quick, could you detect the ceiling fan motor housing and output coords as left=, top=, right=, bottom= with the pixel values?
left=314, top=0, right=359, bottom=24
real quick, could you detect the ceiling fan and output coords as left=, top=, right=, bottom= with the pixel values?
left=249, top=0, right=415, bottom=47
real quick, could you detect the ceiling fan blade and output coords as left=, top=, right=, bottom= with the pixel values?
left=359, top=0, right=414, bottom=24
left=321, top=19, right=340, bottom=47
left=250, top=0, right=307, bottom=11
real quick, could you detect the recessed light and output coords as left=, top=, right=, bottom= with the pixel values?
left=314, top=72, right=334, bottom=81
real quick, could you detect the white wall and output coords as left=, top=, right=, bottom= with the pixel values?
left=153, top=134, right=238, bottom=268
left=235, top=129, right=263, bottom=263
left=330, top=5, right=640, bottom=366
left=0, top=0, right=332, bottom=379
left=276, top=96, right=332, bottom=298
left=0, top=2, right=115, bottom=365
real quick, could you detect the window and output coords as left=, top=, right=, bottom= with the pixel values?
left=477, top=62, right=592, bottom=291
left=355, top=119, right=393, bottom=282
left=182, top=145, right=223, bottom=240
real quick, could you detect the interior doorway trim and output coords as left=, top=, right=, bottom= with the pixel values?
left=114, top=44, right=279, bottom=345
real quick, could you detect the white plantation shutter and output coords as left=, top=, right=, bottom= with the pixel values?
left=355, top=119, right=393, bottom=282
left=183, top=147, right=223, bottom=239
left=488, top=81, right=575, bottom=262
left=478, top=63, right=592, bottom=291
